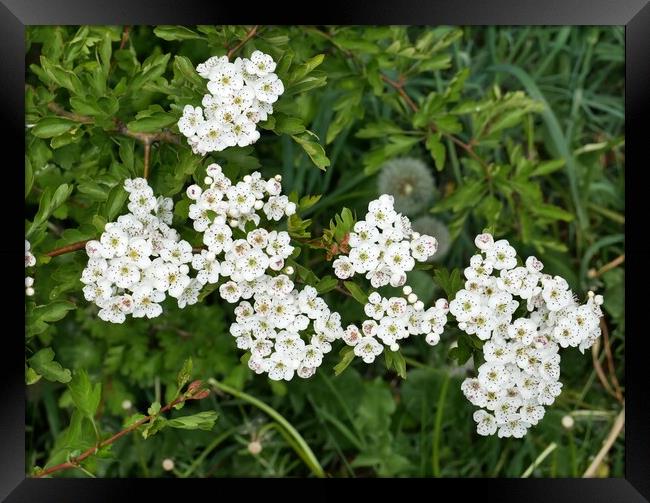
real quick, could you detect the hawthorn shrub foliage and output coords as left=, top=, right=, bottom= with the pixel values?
left=25, top=26, right=618, bottom=476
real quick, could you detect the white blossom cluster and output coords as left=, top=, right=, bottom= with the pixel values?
left=178, top=51, right=284, bottom=155
left=329, top=194, right=449, bottom=362
left=341, top=289, right=449, bottom=364
left=186, top=164, right=296, bottom=289
left=25, top=240, right=36, bottom=296
left=332, top=194, right=439, bottom=288
left=454, top=233, right=603, bottom=438
left=81, top=178, right=201, bottom=323
left=229, top=276, right=345, bottom=381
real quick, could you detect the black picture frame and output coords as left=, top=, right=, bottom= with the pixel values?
left=5, top=1, right=646, bottom=500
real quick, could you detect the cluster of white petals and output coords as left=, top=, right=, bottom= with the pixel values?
left=81, top=178, right=201, bottom=323
left=331, top=195, right=449, bottom=361
left=25, top=240, right=36, bottom=296
left=332, top=194, right=439, bottom=288
left=343, top=291, right=449, bottom=363
left=230, top=277, right=343, bottom=381
left=178, top=51, right=284, bottom=155
left=455, top=233, right=603, bottom=438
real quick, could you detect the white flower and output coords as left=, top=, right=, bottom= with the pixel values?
left=219, top=281, right=241, bottom=303
left=474, top=410, right=498, bottom=436
left=486, top=239, right=517, bottom=270
left=497, top=414, right=530, bottom=438
left=178, top=105, right=205, bottom=137
left=474, top=233, right=494, bottom=251
left=410, top=235, right=438, bottom=262
left=252, top=73, right=284, bottom=103
left=333, top=256, right=354, bottom=279
left=25, top=240, right=36, bottom=268
left=353, top=336, right=383, bottom=363
left=131, top=285, right=165, bottom=319
left=207, top=62, right=244, bottom=96
left=349, top=244, right=380, bottom=274
left=246, top=50, right=276, bottom=76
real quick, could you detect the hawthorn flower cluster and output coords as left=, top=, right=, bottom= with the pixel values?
left=25, top=240, right=36, bottom=296
left=81, top=178, right=201, bottom=323
left=178, top=51, right=284, bottom=155
left=229, top=276, right=344, bottom=381
left=186, top=164, right=296, bottom=288
left=455, top=233, right=603, bottom=438
left=330, top=195, right=449, bottom=362
left=332, top=194, right=439, bottom=288
left=343, top=290, right=449, bottom=363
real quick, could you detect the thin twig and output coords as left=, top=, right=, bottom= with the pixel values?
left=380, top=74, right=490, bottom=172
left=143, top=140, right=152, bottom=179
left=588, top=254, right=625, bottom=279
left=119, top=25, right=131, bottom=50
left=583, top=408, right=625, bottom=478
left=600, top=318, right=624, bottom=403
left=227, top=25, right=260, bottom=59
left=33, top=386, right=209, bottom=478
left=591, top=339, right=616, bottom=400
left=46, top=240, right=90, bottom=257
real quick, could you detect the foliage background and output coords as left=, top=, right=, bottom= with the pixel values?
left=25, top=25, right=624, bottom=477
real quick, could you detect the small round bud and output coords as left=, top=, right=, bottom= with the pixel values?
left=594, top=295, right=604, bottom=306
left=121, top=399, right=132, bottom=410
left=407, top=293, right=418, bottom=304
left=248, top=441, right=262, bottom=455
left=162, top=458, right=175, bottom=471
left=283, top=266, right=294, bottom=275
left=229, top=219, right=239, bottom=227
left=561, top=415, right=575, bottom=430
left=274, top=174, right=282, bottom=181
left=243, top=175, right=252, bottom=183
left=389, top=343, right=399, bottom=352
left=411, top=232, right=421, bottom=239
left=402, top=286, right=412, bottom=295
left=204, top=176, right=213, bottom=185
left=254, top=200, right=264, bottom=210
left=414, top=300, right=424, bottom=311
left=26, top=287, right=35, bottom=297
left=25, top=276, right=34, bottom=288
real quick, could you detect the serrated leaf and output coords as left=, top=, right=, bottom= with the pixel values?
left=32, top=117, right=76, bottom=138
left=167, top=411, right=218, bottom=431
left=28, top=348, right=72, bottom=383
left=334, top=346, right=355, bottom=376
left=343, top=281, right=368, bottom=305
left=69, top=370, right=101, bottom=420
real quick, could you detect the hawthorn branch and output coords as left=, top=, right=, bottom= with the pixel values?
left=227, top=25, right=260, bottom=59
left=44, top=100, right=180, bottom=181
left=33, top=382, right=210, bottom=478
left=46, top=240, right=91, bottom=257
left=587, top=254, right=625, bottom=279
left=379, top=74, right=490, bottom=173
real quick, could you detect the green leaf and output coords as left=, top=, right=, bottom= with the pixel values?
left=530, top=159, right=566, bottom=177
left=167, top=411, right=218, bottom=431
left=529, top=203, right=574, bottom=222
left=28, top=348, right=72, bottom=384
left=425, top=133, right=446, bottom=171
left=384, top=350, right=407, bottom=379
left=176, top=357, right=193, bottom=391
left=343, top=281, right=368, bottom=305
left=289, top=54, right=325, bottom=84
left=333, top=346, right=355, bottom=376
left=28, top=183, right=74, bottom=238
left=315, top=275, right=338, bottom=294
left=291, top=132, right=330, bottom=170
left=433, top=267, right=464, bottom=299
left=154, top=25, right=204, bottom=41
left=103, top=184, right=128, bottom=220
left=31, top=117, right=76, bottom=138
left=126, top=112, right=176, bottom=133
left=25, top=157, right=34, bottom=198
left=69, top=370, right=102, bottom=419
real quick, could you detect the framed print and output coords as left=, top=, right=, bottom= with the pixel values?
left=4, top=0, right=648, bottom=500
